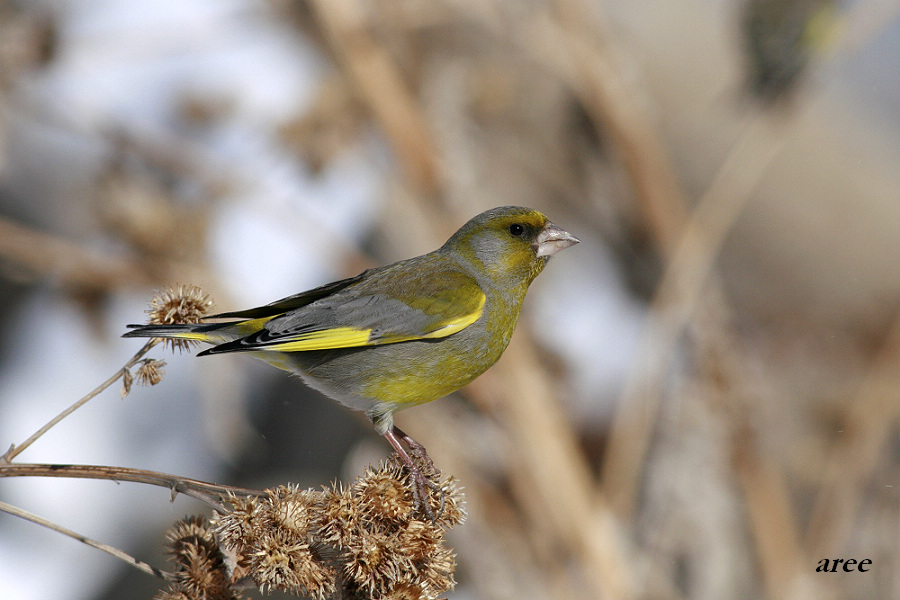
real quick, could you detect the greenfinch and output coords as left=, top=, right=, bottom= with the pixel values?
left=125, top=206, right=578, bottom=506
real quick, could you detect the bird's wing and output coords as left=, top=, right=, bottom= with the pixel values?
left=200, top=262, right=485, bottom=354
left=209, top=271, right=369, bottom=319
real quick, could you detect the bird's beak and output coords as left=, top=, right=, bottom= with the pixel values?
left=535, top=222, right=580, bottom=258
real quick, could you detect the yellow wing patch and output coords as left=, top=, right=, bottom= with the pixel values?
left=420, top=290, right=485, bottom=339
left=369, top=289, right=486, bottom=344
left=264, top=327, right=372, bottom=352
left=231, top=315, right=279, bottom=337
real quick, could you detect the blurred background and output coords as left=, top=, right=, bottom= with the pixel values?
left=1, top=0, right=899, bottom=598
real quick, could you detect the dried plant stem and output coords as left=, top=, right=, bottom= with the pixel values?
left=460, top=338, right=634, bottom=600
left=0, top=463, right=262, bottom=510
left=732, top=410, right=806, bottom=598
left=0, top=340, right=158, bottom=464
left=0, top=499, right=173, bottom=581
left=497, top=341, right=634, bottom=600
left=310, top=0, right=440, bottom=195
left=602, top=110, right=791, bottom=519
left=806, top=305, right=900, bottom=557
left=532, top=7, right=688, bottom=251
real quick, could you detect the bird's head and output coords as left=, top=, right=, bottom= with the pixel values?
left=442, top=206, right=580, bottom=288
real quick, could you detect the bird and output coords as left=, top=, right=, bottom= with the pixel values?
left=124, top=206, right=579, bottom=512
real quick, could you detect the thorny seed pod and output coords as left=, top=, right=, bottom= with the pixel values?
left=146, top=284, right=213, bottom=351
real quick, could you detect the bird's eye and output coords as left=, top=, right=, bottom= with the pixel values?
left=508, top=223, right=526, bottom=237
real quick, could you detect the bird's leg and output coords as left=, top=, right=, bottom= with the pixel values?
left=392, top=426, right=435, bottom=474
left=382, top=427, right=432, bottom=519
left=382, top=426, right=444, bottom=521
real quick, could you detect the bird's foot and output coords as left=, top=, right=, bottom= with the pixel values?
left=394, top=426, right=437, bottom=475
left=383, top=426, right=445, bottom=521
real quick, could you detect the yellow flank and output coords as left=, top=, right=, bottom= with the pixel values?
left=264, top=327, right=372, bottom=351
left=421, top=290, right=485, bottom=338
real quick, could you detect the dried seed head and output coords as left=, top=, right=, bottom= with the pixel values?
left=146, top=284, right=213, bottom=351
left=121, top=368, right=134, bottom=398
left=214, top=496, right=265, bottom=553
left=247, top=531, right=335, bottom=599
left=317, top=485, right=360, bottom=548
left=162, top=516, right=238, bottom=600
left=153, top=586, right=192, bottom=600
left=341, top=517, right=454, bottom=598
left=267, top=485, right=316, bottom=537
left=341, top=530, right=409, bottom=597
left=385, top=580, right=427, bottom=600
left=415, top=542, right=457, bottom=595
left=136, top=358, right=166, bottom=386
left=432, top=476, right=467, bottom=528
left=154, top=581, right=242, bottom=600
left=397, top=520, right=441, bottom=562
left=352, top=465, right=415, bottom=521
left=147, top=284, right=213, bottom=325
left=215, top=490, right=336, bottom=599
left=166, top=515, right=213, bottom=546
left=208, top=460, right=464, bottom=599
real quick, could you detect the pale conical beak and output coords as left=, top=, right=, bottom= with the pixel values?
left=535, top=222, right=580, bottom=258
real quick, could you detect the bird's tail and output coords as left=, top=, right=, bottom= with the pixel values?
left=122, top=322, right=231, bottom=345
left=123, top=313, right=277, bottom=345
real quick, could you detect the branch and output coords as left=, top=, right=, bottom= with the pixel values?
left=0, top=463, right=263, bottom=511
left=0, top=500, right=173, bottom=581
